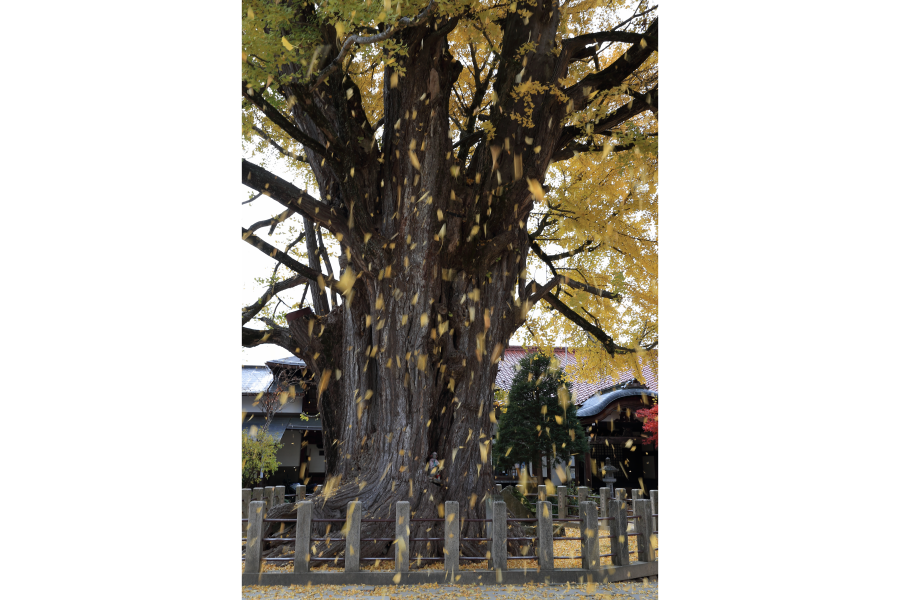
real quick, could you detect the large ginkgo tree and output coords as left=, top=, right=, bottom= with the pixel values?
left=241, top=0, right=657, bottom=561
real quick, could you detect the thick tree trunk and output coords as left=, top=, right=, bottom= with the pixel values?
left=254, top=31, right=549, bottom=561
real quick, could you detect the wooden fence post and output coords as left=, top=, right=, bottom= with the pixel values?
left=650, top=490, right=658, bottom=534
left=242, top=489, right=251, bottom=536
left=491, top=500, right=507, bottom=576
left=245, top=500, right=265, bottom=574
left=345, top=500, right=361, bottom=572
left=485, top=494, right=494, bottom=549
left=537, top=500, right=554, bottom=572
left=633, top=498, right=654, bottom=562
left=252, top=487, right=263, bottom=502
left=608, top=497, right=629, bottom=567
left=395, top=501, right=410, bottom=573
left=444, top=501, right=459, bottom=577
left=596, top=488, right=610, bottom=531
left=274, top=485, right=285, bottom=506
left=264, top=486, right=275, bottom=515
left=580, top=501, right=600, bottom=571
left=558, top=485, right=568, bottom=517
left=293, top=501, right=312, bottom=573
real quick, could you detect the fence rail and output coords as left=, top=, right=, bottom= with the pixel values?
left=242, top=487, right=658, bottom=587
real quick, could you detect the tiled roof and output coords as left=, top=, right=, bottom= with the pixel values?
left=242, top=365, right=273, bottom=394
left=577, top=388, right=659, bottom=418
left=494, top=347, right=658, bottom=405
left=266, top=356, right=307, bottom=368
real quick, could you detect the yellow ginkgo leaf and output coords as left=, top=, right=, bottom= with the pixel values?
left=281, top=36, right=294, bottom=51
left=334, top=268, right=357, bottom=294
left=526, top=178, right=544, bottom=202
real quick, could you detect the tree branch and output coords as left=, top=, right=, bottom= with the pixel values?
left=242, top=227, right=332, bottom=287
left=541, top=293, right=634, bottom=356
left=242, top=84, right=332, bottom=160
left=562, top=31, right=648, bottom=56
left=242, top=273, right=307, bottom=325
left=564, top=19, right=658, bottom=114
left=242, top=159, right=352, bottom=241
left=525, top=276, right=562, bottom=307
left=476, top=229, right=518, bottom=271
left=252, top=125, right=309, bottom=164
left=313, top=0, right=438, bottom=90
left=247, top=208, right=298, bottom=236
left=242, top=192, right=263, bottom=205
left=242, top=325, right=295, bottom=351
left=562, top=278, right=620, bottom=301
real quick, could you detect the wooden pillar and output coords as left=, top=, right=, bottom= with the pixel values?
left=584, top=449, right=594, bottom=490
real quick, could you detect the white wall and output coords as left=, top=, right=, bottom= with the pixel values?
left=275, top=430, right=303, bottom=467
left=547, top=456, right=576, bottom=486
left=241, top=393, right=307, bottom=415
left=308, top=442, right=326, bottom=473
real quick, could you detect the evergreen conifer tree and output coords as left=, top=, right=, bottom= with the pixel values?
left=493, top=352, right=589, bottom=479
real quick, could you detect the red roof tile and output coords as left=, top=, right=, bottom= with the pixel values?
left=494, top=346, right=658, bottom=405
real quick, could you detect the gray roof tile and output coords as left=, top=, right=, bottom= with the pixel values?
left=242, top=366, right=273, bottom=394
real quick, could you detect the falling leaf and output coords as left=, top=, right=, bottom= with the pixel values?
left=526, top=178, right=544, bottom=202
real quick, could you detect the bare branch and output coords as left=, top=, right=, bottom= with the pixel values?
left=243, top=192, right=263, bottom=205
left=562, top=277, right=620, bottom=301
left=242, top=325, right=294, bottom=351
left=241, top=159, right=353, bottom=241
left=242, top=227, right=332, bottom=287
left=247, top=208, right=298, bottom=236
left=252, top=125, right=309, bottom=164
left=562, top=31, right=648, bottom=55
left=564, top=19, right=658, bottom=114
left=242, top=274, right=306, bottom=325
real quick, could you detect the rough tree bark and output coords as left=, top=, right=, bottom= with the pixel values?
left=241, top=2, right=658, bottom=562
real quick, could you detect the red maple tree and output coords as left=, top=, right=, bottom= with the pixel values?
left=636, top=404, right=658, bottom=448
